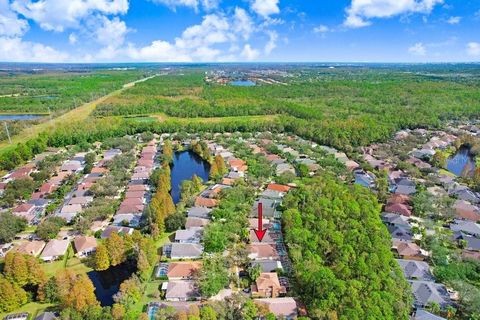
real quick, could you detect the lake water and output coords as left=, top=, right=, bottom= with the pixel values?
left=88, top=261, right=136, bottom=306
left=0, top=114, right=44, bottom=121
left=230, top=80, right=256, bottom=87
left=447, top=146, right=476, bottom=177
left=170, top=151, right=210, bottom=204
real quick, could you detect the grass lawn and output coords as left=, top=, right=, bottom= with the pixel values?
left=41, top=245, right=92, bottom=277
left=0, top=302, right=56, bottom=320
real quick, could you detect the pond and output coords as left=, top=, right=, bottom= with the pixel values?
left=229, top=80, right=256, bottom=87
left=0, top=114, right=44, bottom=121
left=170, top=150, right=210, bottom=204
left=88, top=261, right=136, bottom=306
left=447, top=146, right=476, bottom=177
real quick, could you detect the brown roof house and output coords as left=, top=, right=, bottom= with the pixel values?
left=454, top=200, right=480, bottom=222
left=384, top=203, right=412, bottom=217
left=393, top=241, right=428, bottom=261
left=74, top=236, right=97, bottom=258
left=194, top=197, right=218, bottom=208
left=12, top=203, right=36, bottom=224
left=167, top=262, right=202, bottom=280
left=15, top=240, right=46, bottom=257
left=251, top=272, right=286, bottom=298
left=165, top=280, right=200, bottom=301
left=255, top=298, right=298, bottom=320
left=248, top=244, right=279, bottom=260
left=40, top=239, right=70, bottom=262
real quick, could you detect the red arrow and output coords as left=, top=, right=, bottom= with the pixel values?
left=254, top=202, right=267, bottom=242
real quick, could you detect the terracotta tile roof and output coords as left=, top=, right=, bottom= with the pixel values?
left=195, top=197, right=218, bottom=208
left=267, top=184, right=290, bottom=193
left=167, top=261, right=202, bottom=279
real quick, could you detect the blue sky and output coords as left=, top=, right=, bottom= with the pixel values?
left=0, top=0, right=479, bottom=62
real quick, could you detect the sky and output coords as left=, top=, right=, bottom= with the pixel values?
left=0, top=0, right=479, bottom=63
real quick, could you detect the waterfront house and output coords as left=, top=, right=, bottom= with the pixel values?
left=40, top=239, right=69, bottom=262
left=15, top=240, right=46, bottom=256
left=167, top=262, right=202, bottom=280
left=73, top=236, right=97, bottom=258
left=165, top=280, right=200, bottom=301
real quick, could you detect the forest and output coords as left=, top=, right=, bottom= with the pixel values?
left=0, top=70, right=143, bottom=113
left=282, top=175, right=412, bottom=320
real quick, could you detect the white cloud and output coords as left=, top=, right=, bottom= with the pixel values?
left=11, top=0, right=129, bottom=32
left=251, top=0, right=280, bottom=18
left=0, top=36, right=68, bottom=62
left=149, top=0, right=220, bottom=11
left=69, top=33, right=77, bottom=45
left=95, top=16, right=130, bottom=48
left=313, top=25, right=329, bottom=33
left=0, top=0, right=29, bottom=36
left=466, top=42, right=480, bottom=57
left=233, top=7, right=254, bottom=40
left=408, top=42, right=426, bottom=56
left=241, top=44, right=259, bottom=60
left=264, top=30, right=277, bottom=54
left=446, top=16, right=461, bottom=24
left=344, top=0, right=443, bottom=28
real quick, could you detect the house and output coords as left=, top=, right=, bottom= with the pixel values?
left=73, top=236, right=97, bottom=258
left=254, top=298, right=298, bottom=320
left=101, top=225, right=134, bottom=239
left=185, top=217, right=210, bottom=229
left=381, top=212, right=410, bottom=227
left=251, top=260, right=283, bottom=273
left=261, top=189, right=284, bottom=200
left=276, top=163, right=295, bottom=176
left=249, top=229, right=275, bottom=244
left=453, top=200, right=480, bottom=221
left=12, top=203, right=37, bottom=223
left=2, top=313, right=29, bottom=320
left=167, top=262, right=202, bottom=280
left=248, top=243, right=279, bottom=260
left=0, top=243, right=14, bottom=258
left=34, top=312, right=58, bottom=320
left=15, top=240, right=46, bottom=256
left=452, top=232, right=480, bottom=251
left=165, top=280, right=200, bottom=301
left=175, top=228, right=203, bottom=244
left=251, top=272, right=287, bottom=298
left=450, top=219, right=480, bottom=237
left=387, top=194, right=411, bottom=204
left=61, top=160, right=83, bottom=172
left=112, top=213, right=142, bottom=227
left=409, top=280, right=451, bottom=309
left=187, top=206, right=212, bottom=218
left=58, top=204, right=82, bottom=223
left=146, top=302, right=200, bottom=318
left=384, top=203, right=412, bottom=217
left=413, top=309, right=447, bottom=320
left=117, top=204, right=145, bottom=215
left=127, top=184, right=148, bottom=192
left=451, top=188, right=480, bottom=204
left=125, top=191, right=146, bottom=199
left=388, top=225, right=413, bottom=242
left=67, top=196, right=93, bottom=206
left=396, top=259, right=434, bottom=281
left=194, top=197, right=218, bottom=208
left=167, top=243, right=204, bottom=259
left=252, top=198, right=280, bottom=218
left=40, top=239, right=70, bottom=261
left=229, top=158, right=246, bottom=171
left=354, top=171, right=376, bottom=188
left=393, top=241, right=428, bottom=261
left=121, top=198, right=144, bottom=206
left=267, top=183, right=291, bottom=193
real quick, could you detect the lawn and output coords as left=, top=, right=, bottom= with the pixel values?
left=41, top=245, right=92, bottom=277
left=0, top=302, right=56, bottom=320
